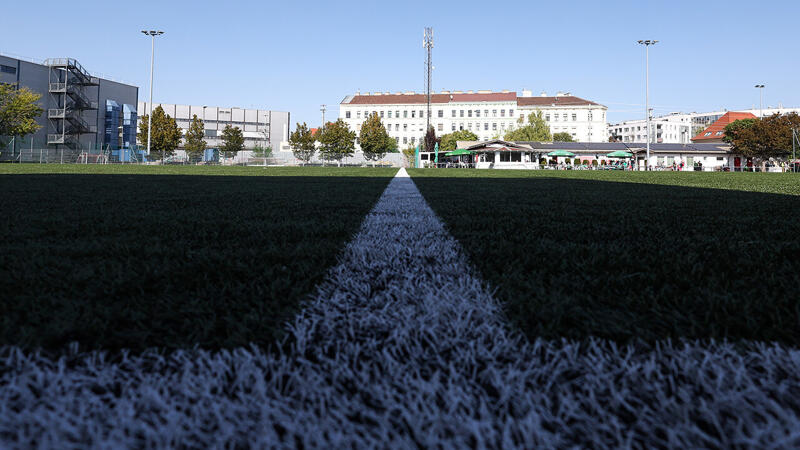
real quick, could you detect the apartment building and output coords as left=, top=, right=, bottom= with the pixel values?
left=608, top=107, right=800, bottom=144
left=339, top=89, right=608, bottom=147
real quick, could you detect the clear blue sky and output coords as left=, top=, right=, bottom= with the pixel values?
left=3, top=0, right=798, bottom=129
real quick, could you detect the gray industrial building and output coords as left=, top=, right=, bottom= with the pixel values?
left=137, top=102, right=290, bottom=161
left=0, top=54, right=139, bottom=162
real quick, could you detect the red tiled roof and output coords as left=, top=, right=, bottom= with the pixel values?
left=516, top=96, right=600, bottom=107
left=691, top=112, right=756, bottom=142
left=345, top=92, right=517, bottom=105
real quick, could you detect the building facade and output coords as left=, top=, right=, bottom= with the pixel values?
left=608, top=107, right=800, bottom=144
left=137, top=103, right=290, bottom=162
left=0, top=54, right=138, bottom=161
left=339, top=89, right=608, bottom=147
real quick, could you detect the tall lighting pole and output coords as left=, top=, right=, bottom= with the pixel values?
left=755, top=84, right=765, bottom=118
left=638, top=39, right=657, bottom=170
left=141, top=30, right=164, bottom=158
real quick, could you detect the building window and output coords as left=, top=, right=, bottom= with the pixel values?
left=468, top=110, right=472, bottom=117
left=484, top=123, right=488, bottom=130
left=380, top=111, right=384, bottom=118
left=438, top=110, right=443, bottom=118
left=388, top=111, right=392, bottom=118
left=500, top=109, right=505, bottom=117
left=484, top=110, right=488, bottom=117
left=452, top=110, right=456, bottom=117
left=0, top=65, right=16, bottom=74
left=357, top=111, right=361, bottom=119
left=451, top=123, right=456, bottom=131
left=588, top=111, right=593, bottom=121
left=460, top=110, right=464, bottom=117
left=476, top=110, right=481, bottom=117
left=345, top=111, right=351, bottom=118
left=419, top=110, right=424, bottom=118
left=509, top=109, right=514, bottom=117
left=492, top=109, right=497, bottom=117
left=403, top=137, right=407, bottom=144
left=572, top=114, right=577, bottom=121
left=403, top=124, right=408, bottom=131
left=411, top=137, right=416, bottom=144
left=492, top=123, right=497, bottom=130
left=438, top=123, right=443, bottom=131
left=411, top=111, right=416, bottom=118
left=395, top=124, right=399, bottom=131
left=403, top=111, right=407, bottom=118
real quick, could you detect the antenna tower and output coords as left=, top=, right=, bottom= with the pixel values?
left=423, top=27, right=434, bottom=133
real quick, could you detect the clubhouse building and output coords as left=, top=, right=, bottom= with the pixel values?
left=421, top=139, right=746, bottom=171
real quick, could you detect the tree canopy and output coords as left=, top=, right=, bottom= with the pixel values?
left=137, top=105, right=182, bottom=162
left=423, top=126, right=439, bottom=153
left=724, top=113, right=800, bottom=161
left=0, top=83, right=43, bottom=148
left=183, top=114, right=207, bottom=162
left=318, top=119, right=356, bottom=165
left=220, top=125, right=245, bottom=159
left=439, top=130, right=478, bottom=152
left=504, top=110, right=552, bottom=142
left=553, top=132, right=574, bottom=142
left=359, top=112, right=394, bottom=163
left=289, top=122, right=316, bottom=165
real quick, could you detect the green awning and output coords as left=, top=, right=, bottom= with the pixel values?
left=547, top=150, right=576, bottom=157
left=606, top=151, right=633, bottom=158
left=445, top=149, right=474, bottom=156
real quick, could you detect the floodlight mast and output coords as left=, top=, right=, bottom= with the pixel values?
left=141, top=30, right=164, bottom=159
left=423, top=27, right=434, bottom=135
left=638, top=39, right=658, bottom=170
left=755, top=84, right=765, bottom=118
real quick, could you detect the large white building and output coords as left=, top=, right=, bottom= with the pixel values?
left=608, top=107, right=800, bottom=144
left=137, top=102, right=290, bottom=156
left=339, top=89, right=608, bottom=147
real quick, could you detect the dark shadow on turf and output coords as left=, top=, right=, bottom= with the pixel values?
left=0, top=174, right=393, bottom=353
left=410, top=175, right=800, bottom=346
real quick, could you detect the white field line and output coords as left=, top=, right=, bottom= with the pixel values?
left=2, top=168, right=800, bottom=448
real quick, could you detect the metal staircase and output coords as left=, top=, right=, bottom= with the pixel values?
left=45, top=58, right=99, bottom=149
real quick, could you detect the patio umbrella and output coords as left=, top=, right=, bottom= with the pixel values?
left=547, top=150, right=575, bottom=157
left=444, top=149, right=473, bottom=156
left=606, top=151, right=633, bottom=158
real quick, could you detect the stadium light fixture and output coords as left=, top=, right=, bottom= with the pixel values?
left=638, top=40, right=658, bottom=170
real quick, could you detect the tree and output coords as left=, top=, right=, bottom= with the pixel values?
left=137, top=105, right=182, bottom=163
left=504, top=110, right=552, bottom=142
left=401, top=145, right=417, bottom=168
left=439, top=130, right=478, bottom=152
left=289, top=122, right=316, bottom=165
left=220, top=125, right=245, bottom=160
left=183, top=114, right=207, bottom=162
left=725, top=114, right=800, bottom=163
left=553, top=132, right=574, bottom=142
left=359, top=112, right=394, bottom=164
left=318, top=119, right=356, bottom=166
left=0, top=83, right=43, bottom=149
left=251, top=143, right=273, bottom=158
left=423, top=126, right=440, bottom=153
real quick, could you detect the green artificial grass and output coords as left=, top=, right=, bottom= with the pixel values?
left=0, top=167, right=396, bottom=352
left=409, top=169, right=800, bottom=345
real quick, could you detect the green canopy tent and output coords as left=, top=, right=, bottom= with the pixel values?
left=606, top=151, right=633, bottom=158
left=546, top=150, right=576, bottom=157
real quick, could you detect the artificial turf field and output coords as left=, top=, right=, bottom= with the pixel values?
left=409, top=169, right=800, bottom=346
left=1, top=165, right=799, bottom=351
left=0, top=165, right=397, bottom=352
